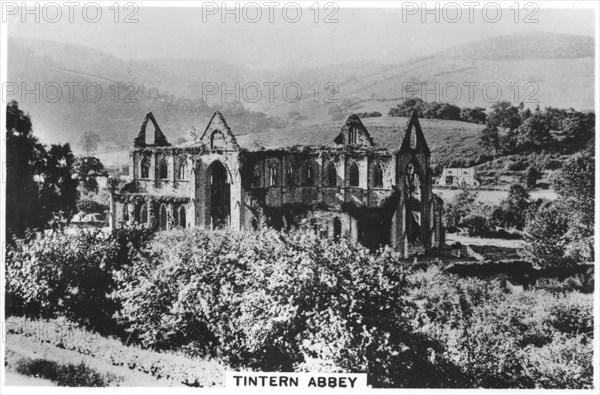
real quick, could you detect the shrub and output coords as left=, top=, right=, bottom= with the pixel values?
left=6, top=316, right=224, bottom=387
left=407, top=268, right=593, bottom=389
left=15, top=358, right=111, bottom=386
left=506, top=160, right=528, bottom=171
left=6, top=226, right=153, bottom=333
left=523, top=333, right=593, bottom=389
left=545, top=293, right=593, bottom=336
left=114, top=227, right=460, bottom=387
left=460, top=214, right=490, bottom=236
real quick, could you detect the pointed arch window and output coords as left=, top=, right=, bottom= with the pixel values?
left=159, top=204, right=168, bottom=230
left=405, top=162, right=422, bottom=243
left=286, top=164, right=295, bottom=186
left=252, top=164, right=261, bottom=188
left=177, top=159, right=187, bottom=180
left=373, top=163, right=384, bottom=188
left=140, top=156, right=150, bottom=179
left=326, top=162, right=337, bottom=187
left=349, top=162, right=359, bottom=187
left=304, top=163, right=315, bottom=186
left=178, top=207, right=186, bottom=228
left=268, top=165, right=279, bottom=187
left=348, top=127, right=358, bottom=145
left=158, top=158, right=168, bottom=179
left=139, top=203, right=148, bottom=224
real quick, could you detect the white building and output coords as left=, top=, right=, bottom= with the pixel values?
left=436, top=167, right=480, bottom=187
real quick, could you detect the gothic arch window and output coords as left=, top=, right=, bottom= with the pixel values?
left=349, top=162, right=359, bottom=187
left=326, top=162, right=337, bottom=187
left=176, top=159, right=187, bottom=180
left=140, top=156, right=150, bottom=179
left=348, top=127, right=358, bottom=145
left=123, top=206, right=129, bottom=222
left=268, top=165, right=279, bottom=187
left=404, top=162, right=422, bottom=243
left=178, top=206, right=186, bottom=228
left=304, top=163, right=315, bottom=186
left=211, top=130, right=226, bottom=150
left=373, top=163, right=384, bottom=188
left=159, top=204, right=168, bottom=230
left=158, top=158, right=168, bottom=179
left=286, top=164, right=295, bottom=186
left=139, top=203, right=148, bottom=224
left=252, top=164, right=261, bottom=187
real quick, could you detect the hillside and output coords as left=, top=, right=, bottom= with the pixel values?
left=6, top=31, right=593, bottom=154
left=434, top=32, right=595, bottom=60
left=266, top=32, right=594, bottom=122
left=7, top=38, right=283, bottom=149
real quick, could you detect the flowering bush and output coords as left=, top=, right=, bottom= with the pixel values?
left=6, top=226, right=153, bottom=333
left=114, top=227, right=460, bottom=387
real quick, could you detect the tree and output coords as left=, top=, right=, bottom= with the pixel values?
left=515, top=114, right=554, bottom=151
left=39, top=144, right=79, bottom=225
left=444, top=187, right=478, bottom=232
left=388, top=98, right=426, bottom=117
left=500, top=183, right=530, bottom=230
left=562, top=115, right=594, bottom=151
left=553, top=150, right=594, bottom=232
left=524, top=165, right=542, bottom=189
left=74, top=156, right=107, bottom=194
left=521, top=201, right=573, bottom=269
left=521, top=151, right=595, bottom=267
left=554, top=150, right=596, bottom=262
left=6, top=101, right=46, bottom=238
left=460, top=107, right=487, bottom=124
left=436, top=103, right=462, bottom=120
left=78, top=131, right=101, bottom=154
left=487, top=101, right=521, bottom=130
left=479, top=124, right=500, bottom=153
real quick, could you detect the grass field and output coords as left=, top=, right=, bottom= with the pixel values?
left=4, top=317, right=225, bottom=387
left=434, top=188, right=557, bottom=205
left=5, top=336, right=178, bottom=387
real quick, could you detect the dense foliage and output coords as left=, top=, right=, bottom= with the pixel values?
left=409, top=268, right=593, bottom=389
left=114, top=228, right=459, bottom=387
left=6, top=225, right=593, bottom=388
left=6, top=226, right=154, bottom=333
left=388, top=98, right=486, bottom=124
left=6, top=101, right=107, bottom=237
left=14, top=358, right=111, bottom=387
left=480, top=101, right=594, bottom=155
left=521, top=150, right=594, bottom=268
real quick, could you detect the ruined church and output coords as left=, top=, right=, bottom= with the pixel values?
left=110, top=111, right=445, bottom=258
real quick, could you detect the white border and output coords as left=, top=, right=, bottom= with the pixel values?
left=0, top=1, right=598, bottom=394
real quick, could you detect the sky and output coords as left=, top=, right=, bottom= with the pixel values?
left=6, top=2, right=597, bottom=69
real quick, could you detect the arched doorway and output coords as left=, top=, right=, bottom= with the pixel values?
left=159, top=204, right=168, bottom=230
left=179, top=206, right=186, bottom=228
left=139, top=203, right=148, bottom=224
left=207, top=161, right=230, bottom=229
